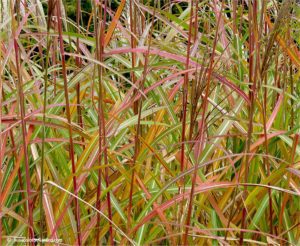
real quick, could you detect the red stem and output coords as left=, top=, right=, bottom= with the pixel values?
left=127, top=0, right=137, bottom=230
left=128, top=1, right=157, bottom=242
left=183, top=1, right=224, bottom=245
left=76, top=0, right=84, bottom=144
left=56, top=3, right=82, bottom=245
left=95, top=1, right=114, bottom=244
left=14, top=38, right=35, bottom=244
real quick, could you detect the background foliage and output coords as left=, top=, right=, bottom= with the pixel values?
left=0, top=0, right=300, bottom=245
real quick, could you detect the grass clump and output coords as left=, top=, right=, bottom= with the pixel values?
left=0, top=0, right=300, bottom=245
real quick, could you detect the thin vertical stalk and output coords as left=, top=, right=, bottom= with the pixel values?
left=127, top=0, right=157, bottom=235
left=290, top=59, right=294, bottom=129
left=52, top=39, right=58, bottom=96
left=262, top=70, right=273, bottom=235
left=40, top=0, right=56, bottom=241
left=232, top=0, right=237, bottom=34
left=100, top=1, right=114, bottom=239
left=14, top=33, right=35, bottom=246
left=13, top=1, right=34, bottom=242
left=240, top=1, right=256, bottom=243
left=76, top=0, right=84, bottom=143
left=94, top=2, right=102, bottom=244
left=95, top=1, right=113, bottom=244
left=183, top=1, right=224, bottom=245
left=260, top=0, right=273, bottom=235
left=127, top=0, right=137, bottom=230
left=130, top=0, right=137, bottom=114
left=179, top=1, right=194, bottom=238
left=278, top=35, right=290, bottom=239
left=180, top=0, right=193, bottom=180
left=188, top=1, right=200, bottom=144
left=56, top=2, right=82, bottom=244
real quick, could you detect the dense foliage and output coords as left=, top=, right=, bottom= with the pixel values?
left=0, top=0, right=299, bottom=245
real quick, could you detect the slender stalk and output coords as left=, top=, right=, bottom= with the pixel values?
left=290, top=59, right=294, bottom=129
left=13, top=2, right=34, bottom=242
left=259, top=0, right=273, bottom=236
left=183, top=1, right=224, bottom=245
left=94, top=2, right=102, bottom=243
left=56, top=2, right=82, bottom=244
left=14, top=36, right=35, bottom=245
left=130, top=0, right=137, bottom=115
left=127, top=0, right=137, bottom=230
left=180, top=0, right=194, bottom=243
left=180, top=0, right=193, bottom=182
left=240, top=1, right=257, bottom=243
left=76, top=0, right=84, bottom=143
left=95, top=1, right=113, bottom=244
left=127, top=0, right=157, bottom=237
left=39, top=0, right=57, bottom=241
